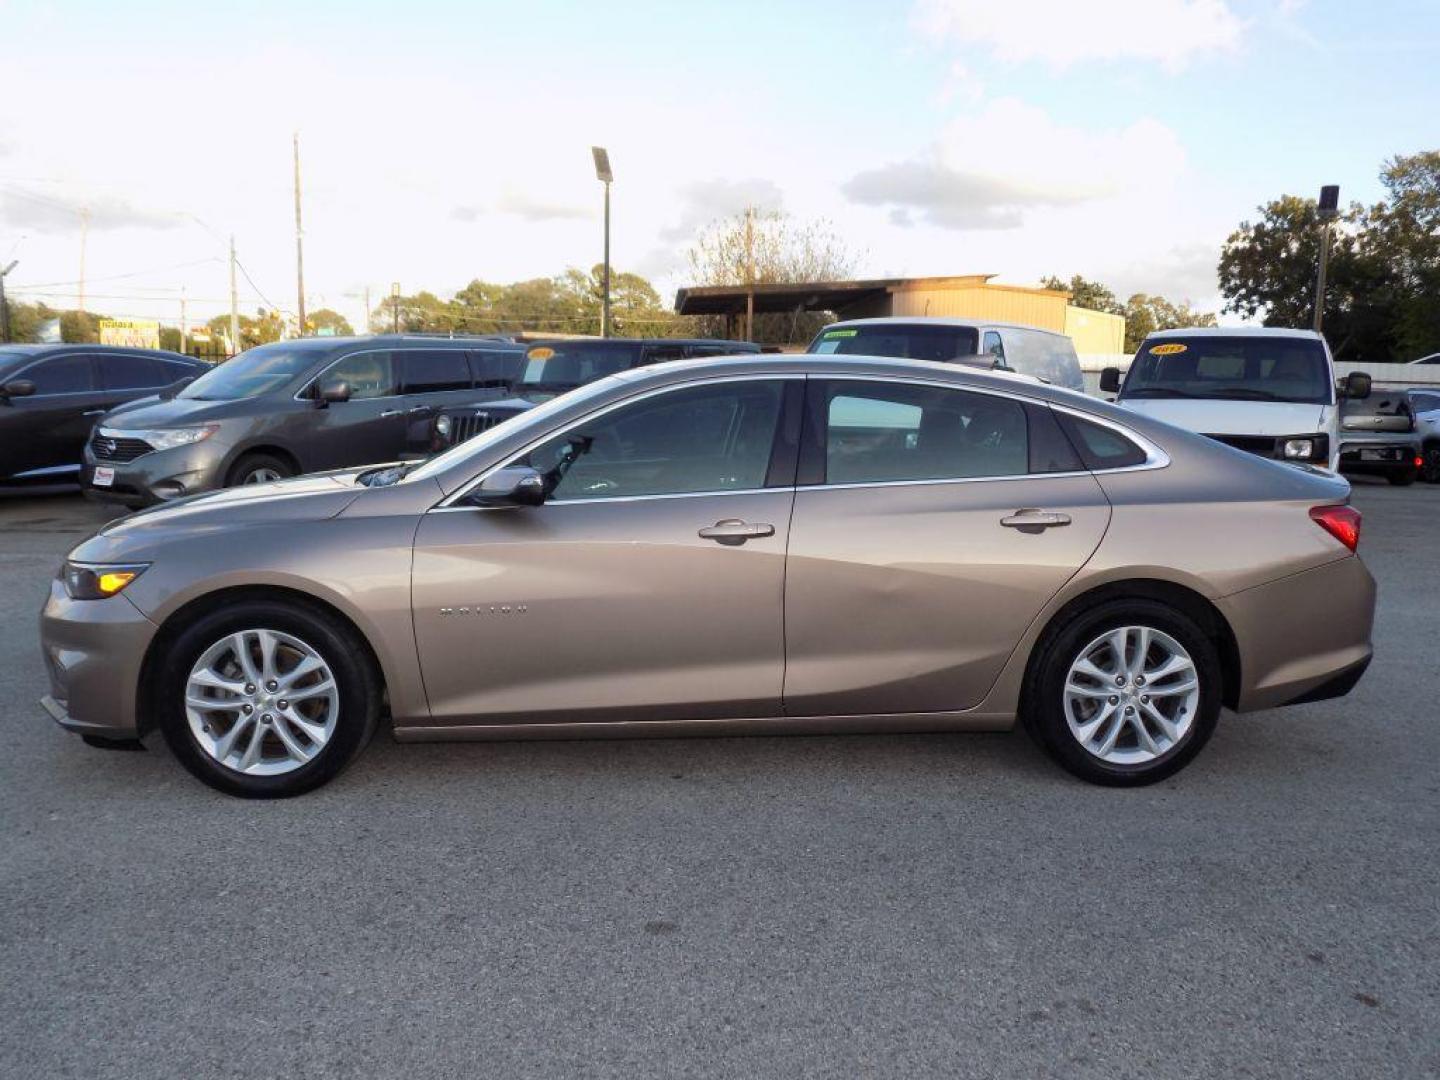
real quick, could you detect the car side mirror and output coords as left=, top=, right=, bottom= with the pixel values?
left=468, top=465, right=547, bottom=507
left=1342, top=371, right=1371, bottom=401
left=316, top=379, right=352, bottom=408
left=0, top=378, right=36, bottom=402
left=1099, top=367, right=1122, bottom=393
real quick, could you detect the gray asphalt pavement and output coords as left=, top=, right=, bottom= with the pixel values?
left=1, top=481, right=1436, bottom=1079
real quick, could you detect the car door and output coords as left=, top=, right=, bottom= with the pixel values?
left=782, top=377, right=1112, bottom=716
left=301, top=349, right=407, bottom=469
left=395, top=348, right=491, bottom=457
left=2, top=353, right=105, bottom=479
left=411, top=376, right=801, bottom=726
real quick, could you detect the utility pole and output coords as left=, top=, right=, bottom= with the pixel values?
left=744, top=206, right=755, bottom=342
left=0, top=260, right=16, bottom=344
left=179, top=287, right=187, bottom=355
left=1313, top=184, right=1340, bottom=334
left=228, top=235, right=241, bottom=357
left=78, top=207, right=91, bottom=314
left=293, top=131, right=307, bottom=335
left=391, top=282, right=400, bottom=334
left=592, top=147, right=613, bottom=338
left=363, top=285, right=371, bottom=335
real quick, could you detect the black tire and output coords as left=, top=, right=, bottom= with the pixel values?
left=155, top=600, right=380, bottom=798
left=1022, top=598, right=1222, bottom=786
left=226, top=452, right=295, bottom=487
left=1421, top=445, right=1440, bottom=484
left=1386, top=467, right=1418, bottom=487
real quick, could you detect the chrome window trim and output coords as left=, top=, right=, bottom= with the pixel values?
left=436, top=373, right=803, bottom=510
left=429, top=485, right=783, bottom=513
left=1045, top=399, right=1171, bottom=474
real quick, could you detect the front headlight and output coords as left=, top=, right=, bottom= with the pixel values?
left=435, top=415, right=452, bottom=437
left=100, top=425, right=218, bottom=452
left=62, top=561, right=150, bottom=600
left=1283, top=438, right=1314, bottom=460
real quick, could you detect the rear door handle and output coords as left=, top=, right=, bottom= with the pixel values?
left=409, top=405, right=435, bottom=415
left=1000, top=509, right=1072, bottom=530
left=82, top=409, right=106, bottom=417
left=698, top=519, right=775, bottom=545
left=380, top=409, right=403, bottom=418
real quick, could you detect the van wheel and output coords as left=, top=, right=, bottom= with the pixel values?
left=227, top=452, right=295, bottom=487
left=1022, top=599, right=1221, bottom=786
left=155, top=600, right=379, bottom=797
left=1421, top=446, right=1440, bottom=484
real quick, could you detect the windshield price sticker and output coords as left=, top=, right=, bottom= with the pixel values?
left=526, top=347, right=555, bottom=361
left=1149, top=343, right=1188, bottom=356
left=823, top=329, right=859, bottom=339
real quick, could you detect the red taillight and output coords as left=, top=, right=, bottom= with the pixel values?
left=1416, top=456, right=1425, bottom=470
left=1310, top=504, right=1362, bottom=552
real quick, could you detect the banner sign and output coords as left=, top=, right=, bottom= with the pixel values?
left=98, top=319, right=161, bottom=349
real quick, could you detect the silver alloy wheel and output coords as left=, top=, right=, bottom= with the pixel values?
left=242, top=466, right=282, bottom=484
left=184, top=628, right=339, bottom=776
left=1063, top=625, right=1200, bottom=766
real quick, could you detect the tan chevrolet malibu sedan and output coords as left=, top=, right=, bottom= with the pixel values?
left=39, top=355, right=1376, bottom=797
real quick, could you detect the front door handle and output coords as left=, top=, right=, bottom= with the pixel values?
left=82, top=409, right=106, bottom=417
left=408, top=405, right=434, bottom=415
left=1000, top=508, right=1072, bottom=530
left=698, top=518, right=775, bottom=545
left=380, top=409, right=403, bottom=418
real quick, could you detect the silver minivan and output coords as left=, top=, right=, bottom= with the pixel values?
left=807, top=317, right=1085, bottom=392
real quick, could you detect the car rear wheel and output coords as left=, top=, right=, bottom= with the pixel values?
left=1023, top=599, right=1222, bottom=786
left=155, top=600, right=380, bottom=797
left=227, top=452, right=295, bottom=487
left=1421, top=445, right=1440, bottom=484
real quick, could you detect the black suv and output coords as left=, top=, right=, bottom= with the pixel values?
left=82, top=335, right=523, bottom=506
left=0, top=344, right=206, bottom=486
left=431, top=337, right=761, bottom=451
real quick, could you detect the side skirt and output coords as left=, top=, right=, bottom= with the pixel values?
left=393, top=710, right=1015, bottom=743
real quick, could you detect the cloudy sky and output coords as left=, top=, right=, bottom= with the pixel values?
left=1, top=0, right=1436, bottom=332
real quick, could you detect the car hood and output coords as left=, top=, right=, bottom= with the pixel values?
left=92, top=471, right=362, bottom=543
left=1116, top=398, right=1328, bottom=436
left=101, top=395, right=241, bottom=427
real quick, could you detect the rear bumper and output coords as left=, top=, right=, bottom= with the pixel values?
left=1336, top=434, right=1421, bottom=476
left=1217, top=554, right=1376, bottom=712
left=38, top=578, right=158, bottom=737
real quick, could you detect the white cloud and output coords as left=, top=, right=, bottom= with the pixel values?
left=843, top=98, right=1186, bottom=230
left=914, top=0, right=1245, bottom=69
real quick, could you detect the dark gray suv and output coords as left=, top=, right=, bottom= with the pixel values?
left=82, top=336, right=522, bottom=506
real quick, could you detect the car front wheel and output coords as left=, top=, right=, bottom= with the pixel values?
left=155, top=600, right=380, bottom=797
left=227, top=452, right=295, bottom=487
left=1024, top=599, right=1222, bottom=786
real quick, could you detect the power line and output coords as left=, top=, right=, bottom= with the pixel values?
left=18, top=257, right=221, bottom=290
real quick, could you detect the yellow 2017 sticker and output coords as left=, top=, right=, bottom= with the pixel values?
left=527, top=346, right=555, bottom=360
left=1149, top=343, right=1188, bottom=356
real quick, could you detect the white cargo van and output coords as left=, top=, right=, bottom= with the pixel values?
left=808, top=318, right=1085, bottom=393
left=1100, top=328, right=1371, bottom=472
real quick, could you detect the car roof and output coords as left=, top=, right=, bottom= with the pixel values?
left=525, top=337, right=757, bottom=348
left=1145, top=326, right=1323, bottom=341
left=263, top=335, right=520, bottom=352
left=0, top=343, right=199, bottom=361
left=822, top=317, right=1068, bottom=339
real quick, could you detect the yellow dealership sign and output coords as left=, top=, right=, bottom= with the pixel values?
left=98, top=319, right=161, bottom=349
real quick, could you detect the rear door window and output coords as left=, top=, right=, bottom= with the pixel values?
left=468, top=349, right=523, bottom=389
left=99, top=353, right=164, bottom=391
left=813, top=380, right=1029, bottom=484
left=22, top=354, right=95, bottom=395
left=399, top=349, right=471, bottom=393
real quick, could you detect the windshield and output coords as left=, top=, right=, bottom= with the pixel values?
left=808, top=324, right=981, bottom=362
left=516, top=343, right=640, bottom=391
left=178, top=345, right=318, bottom=400
left=1121, top=336, right=1332, bottom=405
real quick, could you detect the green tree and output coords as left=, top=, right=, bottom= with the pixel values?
left=206, top=308, right=285, bottom=351
left=1217, top=185, right=1406, bottom=363
left=1367, top=151, right=1440, bottom=359
left=305, top=308, right=354, bottom=337
left=1121, top=294, right=1217, bottom=352
left=1040, top=274, right=1123, bottom=316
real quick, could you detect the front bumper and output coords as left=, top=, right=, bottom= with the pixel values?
left=1217, top=554, right=1376, bottom=712
left=38, top=577, right=158, bottom=737
left=82, top=441, right=231, bottom=507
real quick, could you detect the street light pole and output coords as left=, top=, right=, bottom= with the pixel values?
left=0, top=260, right=16, bottom=344
left=293, top=131, right=307, bottom=335
left=592, top=147, right=613, bottom=338
left=1313, top=184, right=1339, bottom=334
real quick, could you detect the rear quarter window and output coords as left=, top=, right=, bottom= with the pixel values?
left=1058, top=413, right=1149, bottom=470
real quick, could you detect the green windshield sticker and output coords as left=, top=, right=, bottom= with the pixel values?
left=824, top=329, right=859, bottom=339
